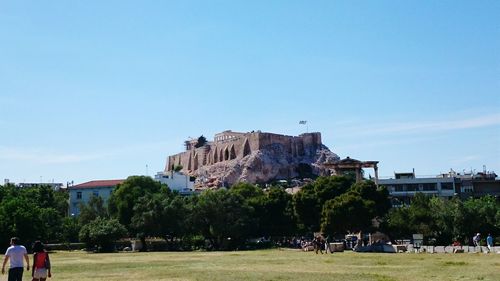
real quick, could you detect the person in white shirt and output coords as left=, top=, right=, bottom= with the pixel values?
left=473, top=233, right=481, bottom=247
left=1, top=237, right=30, bottom=281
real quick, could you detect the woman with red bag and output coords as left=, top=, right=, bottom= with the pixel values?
left=31, top=241, right=51, bottom=281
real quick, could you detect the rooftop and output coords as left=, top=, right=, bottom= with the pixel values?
left=70, top=179, right=125, bottom=189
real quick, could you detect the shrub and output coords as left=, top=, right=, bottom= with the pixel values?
left=79, top=217, right=127, bottom=252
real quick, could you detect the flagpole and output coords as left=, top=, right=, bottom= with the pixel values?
left=299, top=120, right=308, bottom=133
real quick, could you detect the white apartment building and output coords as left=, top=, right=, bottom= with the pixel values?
left=155, top=172, right=194, bottom=194
left=378, top=171, right=456, bottom=206
left=154, top=172, right=194, bottom=194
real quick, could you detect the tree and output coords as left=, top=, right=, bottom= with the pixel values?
left=0, top=184, right=68, bottom=250
left=314, top=176, right=354, bottom=206
left=79, top=217, right=127, bottom=252
left=293, top=183, right=320, bottom=232
left=78, top=195, right=109, bottom=225
left=321, top=180, right=390, bottom=236
left=349, top=180, right=391, bottom=218
left=321, top=192, right=373, bottom=235
left=131, top=193, right=165, bottom=240
left=383, top=206, right=412, bottom=240
left=257, top=187, right=297, bottom=238
left=61, top=216, right=81, bottom=243
left=0, top=196, right=43, bottom=249
left=293, top=176, right=355, bottom=233
left=230, top=182, right=264, bottom=199
left=108, top=176, right=163, bottom=230
left=462, top=196, right=500, bottom=243
left=195, top=135, right=208, bottom=148
left=160, top=195, right=191, bottom=249
left=174, top=165, right=183, bottom=172
left=191, top=189, right=256, bottom=250
left=383, top=195, right=500, bottom=245
left=382, top=193, right=439, bottom=244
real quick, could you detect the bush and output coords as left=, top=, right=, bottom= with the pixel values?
left=79, top=217, right=127, bottom=252
left=45, top=243, right=86, bottom=251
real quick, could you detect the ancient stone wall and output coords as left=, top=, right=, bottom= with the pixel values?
left=165, top=131, right=323, bottom=175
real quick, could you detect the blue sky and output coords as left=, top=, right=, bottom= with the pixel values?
left=1, top=0, right=499, bottom=184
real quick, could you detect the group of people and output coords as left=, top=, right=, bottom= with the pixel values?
left=312, top=236, right=331, bottom=254
left=1, top=237, right=52, bottom=281
left=473, top=233, right=494, bottom=252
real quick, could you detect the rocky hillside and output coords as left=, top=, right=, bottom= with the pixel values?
left=194, top=143, right=339, bottom=188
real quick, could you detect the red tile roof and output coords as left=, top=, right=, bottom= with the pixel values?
left=70, top=179, right=125, bottom=189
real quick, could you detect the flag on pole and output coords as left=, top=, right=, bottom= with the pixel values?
left=299, top=120, right=307, bottom=124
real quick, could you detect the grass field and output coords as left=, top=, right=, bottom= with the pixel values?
left=35, top=249, right=499, bottom=281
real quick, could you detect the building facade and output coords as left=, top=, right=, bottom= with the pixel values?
left=68, top=179, right=124, bottom=216
left=154, top=172, right=195, bottom=194
left=379, top=169, right=499, bottom=206
left=379, top=172, right=456, bottom=206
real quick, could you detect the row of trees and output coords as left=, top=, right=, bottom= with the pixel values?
left=78, top=175, right=391, bottom=250
left=1, top=175, right=499, bottom=252
left=383, top=193, right=500, bottom=245
left=0, top=185, right=71, bottom=251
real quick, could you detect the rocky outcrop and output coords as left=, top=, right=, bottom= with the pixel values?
left=194, top=143, right=339, bottom=187
left=166, top=131, right=340, bottom=188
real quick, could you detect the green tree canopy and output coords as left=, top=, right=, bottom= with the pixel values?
left=321, top=180, right=390, bottom=236
left=191, top=189, right=256, bottom=250
left=321, top=192, right=373, bottom=235
left=0, top=184, right=67, bottom=251
left=293, top=175, right=355, bottom=233
left=195, top=135, right=208, bottom=148
left=381, top=194, right=500, bottom=245
left=257, top=187, right=296, bottom=238
left=108, top=176, right=164, bottom=231
left=79, top=217, right=127, bottom=252
left=78, top=195, right=109, bottom=225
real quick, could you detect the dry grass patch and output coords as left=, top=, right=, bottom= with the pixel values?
left=48, top=250, right=499, bottom=281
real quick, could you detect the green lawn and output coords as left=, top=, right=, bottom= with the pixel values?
left=35, top=249, right=500, bottom=281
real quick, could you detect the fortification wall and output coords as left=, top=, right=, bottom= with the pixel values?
left=165, top=131, right=322, bottom=175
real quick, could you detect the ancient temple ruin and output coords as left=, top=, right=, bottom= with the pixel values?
left=165, top=130, right=340, bottom=187
left=322, top=156, right=379, bottom=184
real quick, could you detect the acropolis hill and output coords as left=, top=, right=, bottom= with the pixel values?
left=165, top=130, right=340, bottom=187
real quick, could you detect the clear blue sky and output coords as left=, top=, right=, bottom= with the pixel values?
left=1, top=0, right=499, bottom=184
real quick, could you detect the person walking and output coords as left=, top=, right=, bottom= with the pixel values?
left=473, top=233, right=481, bottom=247
left=32, top=241, right=51, bottom=281
left=313, top=236, right=324, bottom=254
left=486, top=234, right=493, bottom=253
left=324, top=235, right=331, bottom=254
left=1, top=237, right=30, bottom=281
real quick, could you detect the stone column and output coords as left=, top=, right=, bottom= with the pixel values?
left=356, top=165, right=362, bottom=183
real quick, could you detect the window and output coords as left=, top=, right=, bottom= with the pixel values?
left=93, top=191, right=99, bottom=197
left=76, top=192, right=82, bottom=199
left=406, top=184, right=419, bottom=191
left=394, top=185, right=404, bottom=192
left=462, top=185, right=474, bottom=193
left=422, top=183, right=437, bottom=191
left=441, top=183, right=454, bottom=190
